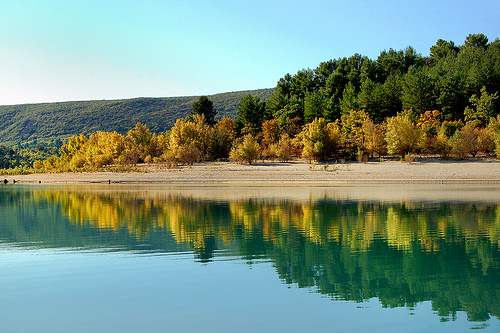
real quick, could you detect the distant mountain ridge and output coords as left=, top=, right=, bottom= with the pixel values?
left=0, top=88, right=273, bottom=146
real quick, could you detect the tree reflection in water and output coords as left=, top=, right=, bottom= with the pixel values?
left=1, top=187, right=499, bottom=322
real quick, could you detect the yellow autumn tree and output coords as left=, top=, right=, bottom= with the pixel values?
left=85, top=131, right=126, bottom=167
left=385, top=111, right=425, bottom=158
left=124, top=122, right=155, bottom=163
left=210, top=117, right=236, bottom=159
left=169, top=114, right=213, bottom=164
left=361, top=119, right=387, bottom=159
left=299, top=118, right=341, bottom=161
left=229, top=134, right=260, bottom=164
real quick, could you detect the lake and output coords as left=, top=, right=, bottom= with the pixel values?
left=1, top=184, right=500, bottom=332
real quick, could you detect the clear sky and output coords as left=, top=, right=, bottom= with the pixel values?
left=1, top=0, right=499, bottom=105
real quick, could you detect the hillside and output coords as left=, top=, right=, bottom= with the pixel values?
left=0, top=89, right=273, bottom=146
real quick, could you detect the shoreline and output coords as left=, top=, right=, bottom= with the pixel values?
left=4, top=158, right=500, bottom=185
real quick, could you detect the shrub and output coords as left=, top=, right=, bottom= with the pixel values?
left=69, top=152, right=87, bottom=169
left=449, top=124, right=480, bottom=158
left=434, top=132, right=452, bottom=158
left=118, top=149, right=140, bottom=165
left=449, top=132, right=470, bottom=158
left=404, top=153, right=416, bottom=163
left=270, top=134, right=299, bottom=162
left=493, top=134, right=500, bottom=159
left=32, top=160, right=43, bottom=170
left=176, top=143, right=202, bottom=165
left=440, top=120, right=463, bottom=138
left=229, top=134, right=260, bottom=164
left=160, top=150, right=178, bottom=169
left=43, top=156, right=62, bottom=171
left=477, top=128, right=495, bottom=156
left=487, top=115, right=500, bottom=158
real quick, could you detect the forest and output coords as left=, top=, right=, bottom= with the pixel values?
left=1, top=33, right=500, bottom=173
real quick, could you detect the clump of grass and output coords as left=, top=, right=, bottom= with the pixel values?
left=403, top=153, right=416, bottom=163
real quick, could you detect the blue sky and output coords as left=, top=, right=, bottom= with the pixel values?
left=0, top=0, right=499, bottom=105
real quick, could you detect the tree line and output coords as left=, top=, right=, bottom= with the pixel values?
left=2, top=33, right=500, bottom=173
left=0, top=144, right=58, bottom=172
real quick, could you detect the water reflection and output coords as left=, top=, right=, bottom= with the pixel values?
left=1, top=185, right=500, bottom=322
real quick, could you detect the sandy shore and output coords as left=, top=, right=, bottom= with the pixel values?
left=5, top=158, right=500, bottom=185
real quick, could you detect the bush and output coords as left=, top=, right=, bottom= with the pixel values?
left=229, top=134, right=260, bottom=164
left=269, top=134, right=299, bottom=162
left=454, top=124, right=496, bottom=158
left=477, top=128, right=495, bottom=156
left=404, top=153, right=416, bottom=163
left=160, top=150, right=178, bottom=169
left=176, top=143, right=202, bottom=165
left=434, top=133, right=452, bottom=158
left=493, top=134, right=500, bottom=159
left=449, top=124, right=480, bottom=158
left=440, top=120, right=463, bottom=138
left=32, top=160, right=43, bottom=170
left=118, top=149, right=140, bottom=165
left=487, top=115, right=500, bottom=158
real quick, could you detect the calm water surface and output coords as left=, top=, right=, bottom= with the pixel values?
left=1, top=184, right=500, bottom=332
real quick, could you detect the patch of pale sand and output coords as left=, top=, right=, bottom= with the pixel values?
left=5, top=158, right=500, bottom=185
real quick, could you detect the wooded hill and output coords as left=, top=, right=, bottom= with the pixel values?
left=0, top=89, right=273, bottom=146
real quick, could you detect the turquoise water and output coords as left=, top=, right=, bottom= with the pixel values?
left=1, top=184, right=500, bottom=332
